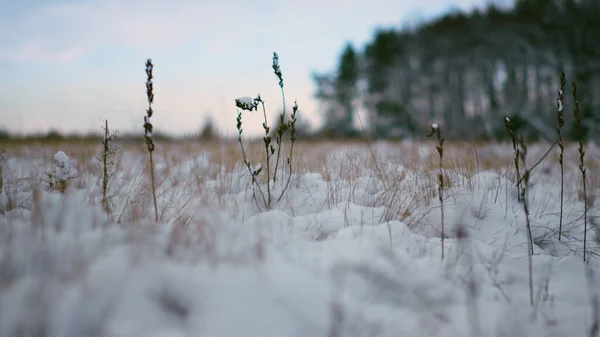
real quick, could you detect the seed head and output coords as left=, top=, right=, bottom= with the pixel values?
left=272, top=52, right=283, bottom=88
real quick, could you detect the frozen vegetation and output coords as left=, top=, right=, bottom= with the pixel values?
left=0, top=141, right=598, bottom=337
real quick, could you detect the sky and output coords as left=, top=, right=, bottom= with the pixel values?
left=0, top=0, right=491, bottom=137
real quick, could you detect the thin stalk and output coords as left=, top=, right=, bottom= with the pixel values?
left=149, top=151, right=158, bottom=222
left=272, top=87, right=286, bottom=182
left=259, top=100, right=272, bottom=206
left=428, top=123, right=445, bottom=260
left=272, top=52, right=285, bottom=184
left=520, top=138, right=534, bottom=306
left=277, top=100, right=299, bottom=202
left=557, top=72, right=566, bottom=241
left=506, top=118, right=533, bottom=305
left=101, top=119, right=110, bottom=213
left=573, top=81, right=588, bottom=262
left=237, top=111, right=267, bottom=208
left=144, top=58, right=158, bottom=222
left=505, top=117, right=522, bottom=201
left=516, top=142, right=556, bottom=186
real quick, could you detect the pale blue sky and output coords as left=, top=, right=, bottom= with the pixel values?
left=0, top=0, right=490, bottom=137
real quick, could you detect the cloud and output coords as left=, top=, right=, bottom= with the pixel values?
left=0, top=40, right=88, bottom=63
left=0, top=0, right=252, bottom=63
left=0, top=0, right=489, bottom=136
left=0, top=0, right=485, bottom=64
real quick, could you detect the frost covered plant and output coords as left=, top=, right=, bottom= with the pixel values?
left=97, top=119, right=119, bottom=215
left=235, top=52, right=299, bottom=210
left=144, top=58, right=158, bottom=221
left=427, top=123, right=445, bottom=259
left=556, top=72, right=566, bottom=241
left=572, top=81, right=589, bottom=262
left=45, top=151, right=77, bottom=193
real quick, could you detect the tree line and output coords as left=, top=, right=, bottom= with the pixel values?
left=314, top=0, right=600, bottom=141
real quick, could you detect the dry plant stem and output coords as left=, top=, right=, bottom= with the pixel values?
left=149, top=151, right=158, bottom=221
left=505, top=117, right=522, bottom=202
left=277, top=101, right=298, bottom=202
left=98, top=119, right=119, bottom=214
left=587, top=219, right=600, bottom=337
left=272, top=86, right=286, bottom=182
left=271, top=52, right=285, bottom=184
left=277, top=141, right=295, bottom=202
left=0, top=154, right=4, bottom=192
left=520, top=141, right=535, bottom=245
left=506, top=118, right=533, bottom=305
left=102, top=121, right=109, bottom=203
left=428, top=124, right=445, bottom=260
left=522, top=180, right=534, bottom=307
left=234, top=53, right=297, bottom=210
left=101, top=120, right=110, bottom=213
left=582, top=170, right=588, bottom=261
left=520, top=138, right=534, bottom=306
left=573, top=81, right=588, bottom=262
left=236, top=112, right=267, bottom=209
left=144, top=58, right=158, bottom=222
left=439, top=157, right=444, bottom=260
left=516, top=142, right=556, bottom=187
left=259, top=100, right=272, bottom=206
left=556, top=72, right=566, bottom=241
left=356, top=106, right=389, bottom=187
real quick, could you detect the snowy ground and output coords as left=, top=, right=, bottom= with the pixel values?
left=0, top=140, right=599, bottom=337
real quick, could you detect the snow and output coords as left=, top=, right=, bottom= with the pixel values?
left=236, top=96, right=255, bottom=106
left=54, top=150, right=70, bottom=164
left=558, top=98, right=564, bottom=112
left=47, top=150, right=77, bottom=187
left=0, top=142, right=599, bottom=337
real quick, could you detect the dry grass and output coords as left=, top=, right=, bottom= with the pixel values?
left=2, top=139, right=598, bottom=234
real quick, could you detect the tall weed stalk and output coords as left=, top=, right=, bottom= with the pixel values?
left=428, top=123, right=445, bottom=260
left=144, top=58, right=158, bottom=221
left=235, top=52, right=299, bottom=210
left=572, top=81, right=588, bottom=262
left=556, top=72, right=566, bottom=241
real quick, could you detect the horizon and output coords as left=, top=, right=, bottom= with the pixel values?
left=0, top=0, right=492, bottom=137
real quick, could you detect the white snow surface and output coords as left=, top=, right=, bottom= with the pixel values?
left=0, top=142, right=599, bottom=337
left=236, top=96, right=255, bottom=106
left=53, top=151, right=70, bottom=163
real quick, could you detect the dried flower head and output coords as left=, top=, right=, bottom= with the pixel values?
left=272, top=52, right=283, bottom=88
left=556, top=72, right=566, bottom=129
left=144, top=58, right=155, bottom=152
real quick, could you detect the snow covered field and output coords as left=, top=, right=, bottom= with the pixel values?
left=0, top=140, right=599, bottom=337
